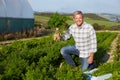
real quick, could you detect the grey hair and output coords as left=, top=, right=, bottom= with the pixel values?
left=73, top=11, right=83, bottom=17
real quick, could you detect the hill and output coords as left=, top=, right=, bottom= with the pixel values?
left=34, top=12, right=109, bottom=21
left=34, top=12, right=120, bottom=28
left=84, top=13, right=109, bottom=21
left=98, top=13, right=120, bottom=22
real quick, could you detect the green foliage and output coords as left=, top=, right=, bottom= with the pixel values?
left=0, top=32, right=119, bottom=80
left=93, top=60, right=120, bottom=80
left=34, top=13, right=120, bottom=30
left=34, top=15, right=50, bottom=27
left=92, top=23, right=105, bottom=30
left=110, top=25, right=120, bottom=30
left=47, top=12, right=69, bottom=29
left=84, top=13, right=109, bottom=21
left=115, top=35, right=120, bottom=61
left=95, top=32, right=117, bottom=65
left=1, top=54, right=28, bottom=80
left=97, top=32, right=117, bottom=50
left=55, top=63, right=84, bottom=80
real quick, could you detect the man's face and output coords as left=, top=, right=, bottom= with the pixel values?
left=73, top=14, right=83, bottom=27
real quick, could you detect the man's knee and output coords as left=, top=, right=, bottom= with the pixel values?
left=60, top=47, right=65, bottom=55
left=60, top=46, right=69, bottom=55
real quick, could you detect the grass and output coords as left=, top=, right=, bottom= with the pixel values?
left=34, top=15, right=50, bottom=25
left=66, top=16, right=120, bottom=27
left=34, top=14, right=120, bottom=29
left=84, top=17, right=120, bottom=27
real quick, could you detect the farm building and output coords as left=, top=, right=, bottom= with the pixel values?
left=0, top=0, right=34, bottom=34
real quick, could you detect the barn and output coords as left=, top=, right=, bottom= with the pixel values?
left=0, top=0, right=34, bottom=34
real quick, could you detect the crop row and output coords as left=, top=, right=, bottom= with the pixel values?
left=0, top=32, right=118, bottom=80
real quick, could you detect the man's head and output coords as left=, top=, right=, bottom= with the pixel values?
left=73, top=11, right=84, bottom=27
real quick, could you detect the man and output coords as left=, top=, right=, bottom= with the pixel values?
left=60, top=11, right=97, bottom=71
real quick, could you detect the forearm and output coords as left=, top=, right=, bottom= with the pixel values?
left=88, top=52, right=95, bottom=64
left=89, top=52, right=95, bottom=58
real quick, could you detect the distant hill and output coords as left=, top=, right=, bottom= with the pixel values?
left=34, top=11, right=120, bottom=23
left=84, top=13, right=109, bottom=21
left=97, top=13, right=120, bottom=22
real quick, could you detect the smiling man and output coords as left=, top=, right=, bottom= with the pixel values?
left=59, top=11, right=97, bottom=71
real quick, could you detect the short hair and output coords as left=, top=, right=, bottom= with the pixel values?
left=73, top=11, right=83, bottom=17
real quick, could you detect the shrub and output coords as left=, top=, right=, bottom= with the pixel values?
left=47, top=12, right=69, bottom=30
left=92, top=23, right=106, bottom=30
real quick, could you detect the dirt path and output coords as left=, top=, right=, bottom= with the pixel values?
left=0, top=37, right=41, bottom=49
left=100, top=31, right=120, bottom=62
left=107, top=34, right=119, bottom=62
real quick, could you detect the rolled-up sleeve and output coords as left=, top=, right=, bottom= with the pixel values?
left=61, top=28, right=71, bottom=40
left=89, top=28, right=97, bottom=53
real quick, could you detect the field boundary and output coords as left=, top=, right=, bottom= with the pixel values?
left=107, top=34, right=119, bottom=62
left=0, top=30, right=120, bottom=49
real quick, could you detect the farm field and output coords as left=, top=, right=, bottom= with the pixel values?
left=66, top=15, right=120, bottom=27
left=35, top=15, right=50, bottom=26
left=0, top=32, right=120, bottom=80
left=0, top=13, right=120, bottom=80
left=35, top=14, right=120, bottom=28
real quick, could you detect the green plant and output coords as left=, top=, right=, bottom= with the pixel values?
left=47, top=12, right=69, bottom=29
left=0, top=32, right=119, bottom=80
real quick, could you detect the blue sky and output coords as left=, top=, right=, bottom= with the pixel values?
left=28, top=0, right=120, bottom=14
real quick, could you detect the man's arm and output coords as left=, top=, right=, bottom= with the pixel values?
left=61, top=28, right=71, bottom=41
left=88, top=27, right=97, bottom=64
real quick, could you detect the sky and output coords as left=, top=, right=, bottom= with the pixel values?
left=28, top=0, right=120, bottom=14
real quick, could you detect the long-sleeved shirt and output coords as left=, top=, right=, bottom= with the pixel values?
left=62, top=22, right=97, bottom=58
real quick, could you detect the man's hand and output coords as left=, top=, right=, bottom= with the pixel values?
left=87, top=53, right=94, bottom=64
left=54, top=33, right=61, bottom=41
